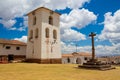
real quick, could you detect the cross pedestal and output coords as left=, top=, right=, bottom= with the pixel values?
left=78, top=32, right=115, bottom=70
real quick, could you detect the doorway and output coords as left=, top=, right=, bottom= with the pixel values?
left=76, top=58, right=81, bottom=64
left=8, top=54, right=14, bottom=62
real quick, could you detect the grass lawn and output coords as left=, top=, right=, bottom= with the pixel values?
left=0, top=63, right=119, bottom=80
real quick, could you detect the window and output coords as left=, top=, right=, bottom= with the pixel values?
left=6, top=46, right=11, bottom=49
left=45, top=28, right=49, bottom=38
left=16, top=47, right=20, bottom=50
left=84, top=57, right=87, bottom=60
left=32, top=11, right=36, bottom=25
left=35, top=28, right=39, bottom=38
left=29, top=30, right=33, bottom=41
left=49, top=16, right=53, bottom=25
left=33, top=16, right=36, bottom=25
left=32, top=12, right=35, bottom=15
left=8, top=54, right=14, bottom=61
left=53, top=30, right=57, bottom=39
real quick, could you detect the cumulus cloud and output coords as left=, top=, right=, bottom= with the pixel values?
left=9, top=26, right=26, bottom=31
left=61, top=41, right=91, bottom=54
left=0, top=0, right=27, bottom=20
left=99, top=10, right=120, bottom=45
left=60, top=9, right=97, bottom=31
left=28, top=0, right=90, bottom=10
left=95, top=44, right=120, bottom=56
left=61, top=41, right=120, bottom=56
left=14, top=36, right=27, bottom=43
left=60, top=8, right=97, bottom=41
left=0, top=0, right=90, bottom=29
left=23, top=16, right=28, bottom=27
left=0, top=19, right=16, bottom=28
left=61, top=29, right=86, bottom=41
left=60, top=8, right=97, bottom=29
left=0, top=0, right=28, bottom=29
left=11, top=16, right=28, bottom=31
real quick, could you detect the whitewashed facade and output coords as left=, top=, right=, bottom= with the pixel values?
left=26, top=7, right=61, bottom=63
left=62, top=52, right=91, bottom=64
left=0, top=39, right=26, bottom=62
left=0, top=44, right=26, bottom=56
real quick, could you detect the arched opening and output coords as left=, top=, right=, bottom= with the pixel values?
left=29, top=30, right=33, bottom=41
left=45, top=28, right=49, bottom=38
left=35, top=28, right=38, bottom=38
left=53, top=30, right=57, bottom=39
left=76, top=58, right=81, bottom=64
left=49, top=16, right=53, bottom=25
left=33, top=16, right=36, bottom=25
left=67, top=57, right=70, bottom=63
left=8, top=54, right=14, bottom=62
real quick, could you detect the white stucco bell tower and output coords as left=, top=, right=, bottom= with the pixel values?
left=26, top=7, right=61, bottom=63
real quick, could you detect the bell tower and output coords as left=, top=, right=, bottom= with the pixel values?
left=26, top=7, right=61, bottom=63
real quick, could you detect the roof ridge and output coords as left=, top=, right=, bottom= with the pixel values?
left=0, top=39, right=26, bottom=46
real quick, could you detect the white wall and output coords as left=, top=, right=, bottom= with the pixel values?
left=0, top=44, right=26, bottom=56
left=41, top=9, right=61, bottom=59
left=62, top=56, right=90, bottom=64
left=26, top=7, right=61, bottom=59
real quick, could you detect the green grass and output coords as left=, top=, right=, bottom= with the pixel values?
left=0, top=63, right=119, bottom=80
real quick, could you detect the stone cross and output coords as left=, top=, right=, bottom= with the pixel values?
left=89, top=32, right=96, bottom=60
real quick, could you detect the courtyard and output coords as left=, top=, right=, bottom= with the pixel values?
left=0, top=63, right=119, bottom=80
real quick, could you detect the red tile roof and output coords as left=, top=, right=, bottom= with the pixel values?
left=0, top=39, right=26, bottom=46
left=72, top=52, right=91, bottom=56
left=62, top=54, right=74, bottom=58
left=62, top=52, right=91, bottom=58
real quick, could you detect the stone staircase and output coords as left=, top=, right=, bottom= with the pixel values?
left=78, top=59, right=116, bottom=71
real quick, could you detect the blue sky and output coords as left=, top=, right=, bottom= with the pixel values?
left=0, top=0, right=120, bottom=56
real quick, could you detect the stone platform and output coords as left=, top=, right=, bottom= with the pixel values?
left=78, top=59, right=115, bottom=71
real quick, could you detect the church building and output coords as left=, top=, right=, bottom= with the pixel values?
left=26, top=7, right=61, bottom=63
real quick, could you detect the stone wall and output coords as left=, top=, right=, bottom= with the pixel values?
left=62, top=56, right=90, bottom=64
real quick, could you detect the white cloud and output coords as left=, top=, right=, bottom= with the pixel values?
left=28, top=0, right=90, bottom=10
left=11, top=16, right=28, bottom=31
left=61, top=29, right=86, bottom=41
left=9, top=27, right=17, bottom=30
left=23, top=16, right=28, bottom=27
left=0, top=0, right=90, bottom=28
left=67, top=0, right=90, bottom=9
left=9, top=26, right=26, bottom=31
left=61, top=41, right=120, bottom=56
left=17, top=27, right=26, bottom=31
left=0, top=19, right=16, bottom=28
left=14, top=36, right=27, bottom=43
left=99, top=9, right=120, bottom=45
left=60, top=8, right=97, bottom=29
left=0, top=0, right=28, bottom=20
left=61, top=41, right=91, bottom=53
left=0, top=0, right=28, bottom=29
left=60, top=8, right=97, bottom=41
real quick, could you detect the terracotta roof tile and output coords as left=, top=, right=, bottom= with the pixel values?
left=77, top=52, right=91, bottom=56
left=0, top=39, right=26, bottom=46
left=62, top=54, right=74, bottom=58
left=62, top=52, right=91, bottom=58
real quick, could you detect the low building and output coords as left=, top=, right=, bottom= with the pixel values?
left=62, top=52, right=91, bottom=64
left=98, top=56, right=120, bottom=64
left=0, top=39, right=26, bottom=63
